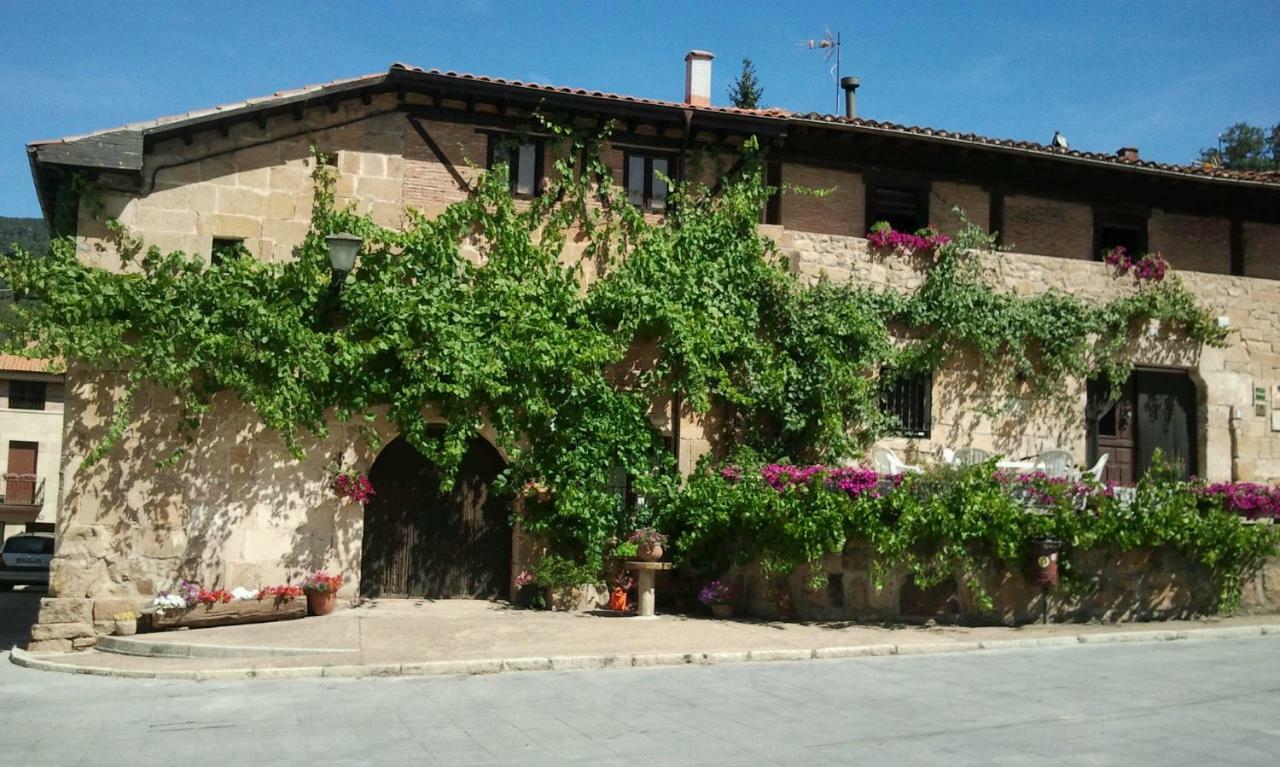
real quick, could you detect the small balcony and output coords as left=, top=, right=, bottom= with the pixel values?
left=0, top=474, right=45, bottom=523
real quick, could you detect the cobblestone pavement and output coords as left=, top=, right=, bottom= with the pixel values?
left=4, top=636, right=1279, bottom=765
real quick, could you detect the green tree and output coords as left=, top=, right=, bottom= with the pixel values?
left=1197, top=122, right=1280, bottom=171
left=726, top=57, right=764, bottom=110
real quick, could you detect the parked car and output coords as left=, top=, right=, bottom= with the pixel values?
left=0, top=532, right=53, bottom=590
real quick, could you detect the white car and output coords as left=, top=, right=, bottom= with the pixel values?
left=0, top=532, right=53, bottom=590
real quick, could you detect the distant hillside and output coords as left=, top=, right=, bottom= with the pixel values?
left=0, top=216, right=49, bottom=256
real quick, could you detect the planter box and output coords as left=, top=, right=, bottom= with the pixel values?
left=150, top=597, right=306, bottom=630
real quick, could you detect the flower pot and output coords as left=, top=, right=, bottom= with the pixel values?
left=306, top=591, right=338, bottom=616
left=114, top=619, right=138, bottom=636
left=710, top=604, right=736, bottom=619
left=636, top=542, right=664, bottom=562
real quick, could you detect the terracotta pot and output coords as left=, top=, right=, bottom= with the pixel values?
left=710, top=604, right=736, bottom=619
left=307, top=591, right=338, bottom=616
left=114, top=619, right=138, bottom=636
left=636, top=542, right=664, bottom=562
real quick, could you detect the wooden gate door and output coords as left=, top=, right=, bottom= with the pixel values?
left=6, top=441, right=38, bottom=505
left=1088, top=379, right=1137, bottom=486
left=1134, top=370, right=1197, bottom=479
left=360, top=434, right=510, bottom=599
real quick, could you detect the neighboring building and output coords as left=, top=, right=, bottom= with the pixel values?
left=0, top=355, right=64, bottom=540
left=20, top=54, right=1280, bottom=632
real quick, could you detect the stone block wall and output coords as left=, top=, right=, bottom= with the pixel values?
left=778, top=228, right=1280, bottom=480
left=731, top=544, right=1280, bottom=625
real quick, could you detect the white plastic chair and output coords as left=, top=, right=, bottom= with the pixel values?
left=1034, top=449, right=1076, bottom=479
left=872, top=446, right=923, bottom=475
left=1082, top=453, right=1109, bottom=483
left=953, top=447, right=991, bottom=466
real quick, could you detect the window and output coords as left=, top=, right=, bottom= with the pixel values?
left=211, top=237, right=247, bottom=266
left=624, top=151, right=676, bottom=211
left=867, top=183, right=928, bottom=233
left=2, top=535, right=52, bottom=555
left=486, top=135, right=542, bottom=197
left=1093, top=211, right=1148, bottom=261
left=8, top=380, right=46, bottom=410
left=880, top=371, right=932, bottom=438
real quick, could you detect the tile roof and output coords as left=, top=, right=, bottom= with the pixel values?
left=28, top=63, right=1280, bottom=189
left=388, top=64, right=1280, bottom=186
left=0, top=355, right=59, bottom=375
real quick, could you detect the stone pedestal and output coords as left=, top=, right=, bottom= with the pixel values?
left=626, top=561, right=673, bottom=617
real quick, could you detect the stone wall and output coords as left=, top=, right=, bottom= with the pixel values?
left=731, top=543, right=1280, bottom=625
left=779, top=229, right=1280, bottom=481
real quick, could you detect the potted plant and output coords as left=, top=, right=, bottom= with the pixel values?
left=699, top=579, right=738, bottom=619
left=627, top=528, right=667, bottom=562
left=532, top=555, right=598, bottom=611
left=113, top=610, right=140, bottom=636
left=302, top=571, right=344, bottom=616
left=514, top=569, right=546, bottom=609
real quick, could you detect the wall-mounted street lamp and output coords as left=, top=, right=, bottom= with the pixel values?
left=325, top=232, right=363, bottom=293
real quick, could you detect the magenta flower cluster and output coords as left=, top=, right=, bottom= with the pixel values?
left=332, top=470, right=375, bottom=503
left=866, top=222, right=951, bottom=256
left=1196, top=482, right=1280, bottom=520
left=1104, top=245, right=1168, bottom=283
left=698, top=579, right=737, bottom=606
left=727, top=463, right=903, bottom=500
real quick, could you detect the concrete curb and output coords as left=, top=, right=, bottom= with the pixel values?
left=94, top=635, right=357, bottom=659
left=10, top=623, right=1279, bottom=682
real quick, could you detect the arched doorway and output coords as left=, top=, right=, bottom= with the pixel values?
left=359, top=432, right=510, bottom=599
left=1087, top=368, right=1199, bottom=484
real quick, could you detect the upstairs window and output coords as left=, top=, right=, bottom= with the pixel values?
left=624, top=152, right=675, bottom=211
left=487, top=136, right=542, bottom=197
left=1094, top=211, right=1148, bottom=261
left=8, top=380, right=46, bottom=411
left=211, top=237, right=247, bottom=266
left=880, top=371, right=932, bottom=438
left=867, top=184, right=928, bottom=233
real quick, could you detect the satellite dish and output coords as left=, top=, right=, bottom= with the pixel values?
left=1051, top=131, right=1069, bottom=150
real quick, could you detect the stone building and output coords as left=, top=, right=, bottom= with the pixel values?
left=20, top=54, right=1280, bottom=647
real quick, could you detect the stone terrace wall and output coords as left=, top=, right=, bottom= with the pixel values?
left=779, top=230, right=1280, bottom=482
left=731, top=544, right=1280, bottom=625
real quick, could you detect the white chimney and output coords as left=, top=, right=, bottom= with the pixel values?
left=684, top=50, right=714, bottom=107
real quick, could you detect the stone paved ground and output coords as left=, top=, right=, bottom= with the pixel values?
left=4, top=636, right=1279, bottom=765
left=21, top=598, right=1280, bottom=675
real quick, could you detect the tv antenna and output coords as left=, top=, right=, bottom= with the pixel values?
left=801, top=27, right=841, bottom=114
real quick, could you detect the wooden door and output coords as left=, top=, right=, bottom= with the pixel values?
left=6, top=441, right=38, bottom=505
left=1134, top=370, right=1197, bottom=479
left=1089, top=380, right=1136, bottom=485
left=360, top=434, right=510, bottom=599
left=1088, top=371, right=1198, bottom=484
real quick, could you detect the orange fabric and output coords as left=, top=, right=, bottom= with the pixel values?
left=608, top=587, right=628, bottom=611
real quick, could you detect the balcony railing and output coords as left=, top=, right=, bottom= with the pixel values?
left=0, top=473, right=44, bottom=508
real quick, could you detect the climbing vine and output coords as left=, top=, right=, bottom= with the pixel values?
left=0, top=127, right=1231, bottom=568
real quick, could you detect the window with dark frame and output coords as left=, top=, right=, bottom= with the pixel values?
left=880, top=371, right=932, bottom=438
left=1093, top=211, right=1148, bottom=261
left=486, top=135, right=543, bottom=197
left=624, top=151, right=676, bottom=211
left=8, top=380, right=47, bottom=411
left=867, top=183, right=928, bottom=233
left=211, top=237, right=247, bottom=266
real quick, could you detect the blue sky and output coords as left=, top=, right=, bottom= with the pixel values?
left=2, top=0, right=1278, bottom=217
